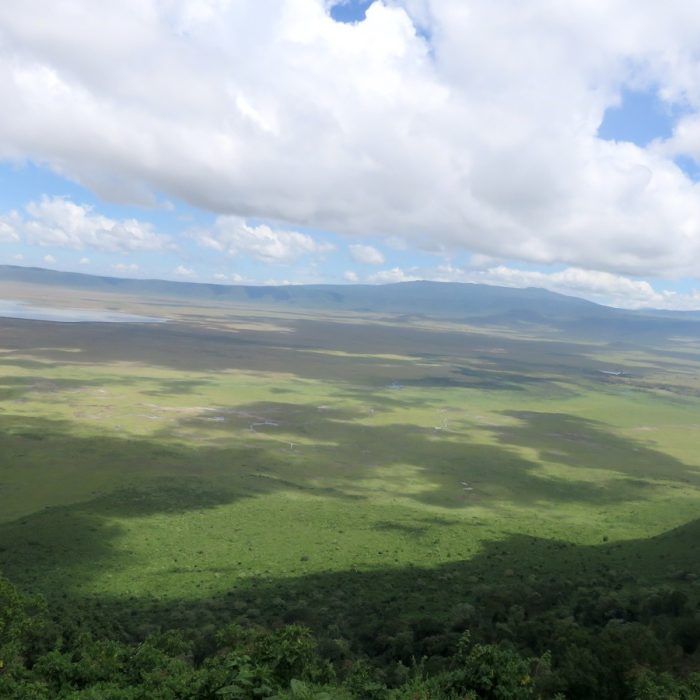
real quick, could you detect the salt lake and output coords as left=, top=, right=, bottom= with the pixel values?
left=0, top=300, right=164, bottom=323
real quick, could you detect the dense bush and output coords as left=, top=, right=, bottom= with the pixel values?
left=2, top=572, right=700, bottom=698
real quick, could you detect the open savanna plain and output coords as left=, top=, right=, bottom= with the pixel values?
left=3, top=283, right=700, bottom=697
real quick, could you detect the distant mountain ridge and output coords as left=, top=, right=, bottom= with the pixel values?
left=0, top=264, right=608, bottom=317
left=1, top=264, right=699, bottom=339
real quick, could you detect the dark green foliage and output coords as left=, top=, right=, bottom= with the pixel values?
left=3, top=572, right=700, bottom=700
left=2, top=284, right=700, bottom=699
left=0, top=576, right=48, bottom=681
left=629, top=669, right=700, bottom=700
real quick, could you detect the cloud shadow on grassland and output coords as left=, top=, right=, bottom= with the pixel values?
left=10, top=515, right=700, bottom=682
left=0, top=316, right=610, bottom=388
left=0, top=401, right=696, bottom=599
left=167, top=400, right=700, bottom=507
left=494, top=410, right=700, bottom=484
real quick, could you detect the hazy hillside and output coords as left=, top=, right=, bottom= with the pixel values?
left=0, top=263, right=621, bottom=320
left=4, top=264, right=700, bottom=340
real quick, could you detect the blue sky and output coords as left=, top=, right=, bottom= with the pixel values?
left=0, top=161, right=438, bottom=285
left=330, top=0, right=374, bottom=22
left=597, top=89, right=681, bottom=147
left=2, top=1, right=700, bottom=309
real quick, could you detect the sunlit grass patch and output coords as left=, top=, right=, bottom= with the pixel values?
left=1, top=301, right=700, bottom=612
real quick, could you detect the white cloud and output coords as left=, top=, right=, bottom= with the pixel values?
left=43, top=254, right=56, bottom=264
left=113, top=262, right=139, bottom=273
left=385, top=236, right=408, bottom=251
left=261, top=278, right=295, bottom=286
left=469, top=253, right=499, bottom=268
left=368, top=266, right=421, bottom=283
left=13, top=253, right=23, bottom=260
left=343, top=270, right=359, bottom=282
left=4, top=3, right=700, bottom=277
left=0, top=217, right=19, bottom=242
left=0, top=196, right=170, bottom=252
left=174, top=264, right=196, bottom=278
left=396, top=262, right=700, bottom=309
left=213, top=272, right=246, bottom=283
left=194, top=217, right=333, bottom=263
left=358, top=258, right=700, bottom=309
left=79, top=256, right=90, bottom=264
left=349, top=244, right=385, bottom=265
left=655, top=290, right=700, bottom=310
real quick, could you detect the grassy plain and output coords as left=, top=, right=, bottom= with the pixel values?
left=1, top=283, right=700, bottom=637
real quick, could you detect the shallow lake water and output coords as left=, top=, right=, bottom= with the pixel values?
left=0, top=300, right=164, bottom=323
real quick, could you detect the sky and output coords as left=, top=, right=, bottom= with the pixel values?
left=2, top=1, right=700, bottom=309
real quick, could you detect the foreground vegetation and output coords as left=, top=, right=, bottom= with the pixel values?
left=2, top=285, right=700, bottom=697
left=4, top=558, right=700, bottom=698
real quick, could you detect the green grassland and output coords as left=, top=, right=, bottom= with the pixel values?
left=2, top=288, right=700, bottom=696
left=1, top=292, right=699, bottom=597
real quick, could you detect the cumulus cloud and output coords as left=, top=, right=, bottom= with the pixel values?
left=0, top=196, right=170, bottom=252
left=79, top=257, right=90, bottom=264
left=3, top=2, right=700, bottom=277
left=174, top=264, right=196, bottom=278
left=42, top=254, right=55, bottom=264
left=261, top=278, right=295, bottom=286
left=0, top=218, right=19, bottom=242
left=368, top=266, right=421, bottom=283
left=113, top=262, right=139, bottom=273
left=384, top=261, right=700, bottom=309
left=194, top=217, right=334, bottom=263
left=213, top=272, right=245, bottom=283
left=343, top=270, right=359, bottom=282
left=349, top=244, right=385, bottom=265
left=361, top=258, right=700, bottom=309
